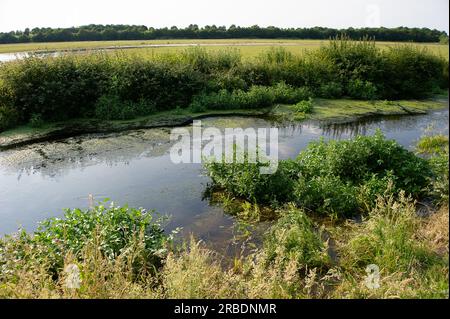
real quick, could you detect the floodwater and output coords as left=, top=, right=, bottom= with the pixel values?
left=0, top=51, right=60, bottom=62
left=0, top=42, right=308, bottom=63
left=0, top=108, right=448, bottom=254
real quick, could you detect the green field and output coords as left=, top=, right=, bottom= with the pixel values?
left=1, top=39, right=448, bottom=59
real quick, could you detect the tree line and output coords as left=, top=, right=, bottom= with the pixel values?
left=0, top=24, right=448, bottom=44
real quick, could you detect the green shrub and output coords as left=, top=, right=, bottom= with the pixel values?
left=190, top=89, right=236, bottom=111
left=0, top=55, right=112, bottom=122
left=212, top=71, right=247, bottom=91
left=272, top=82, right=313, bottom=104
left=0, top=39, right=447, bottom=130
left=347, top=79, right=378, bottom=100
left=24, top=203, right=170, bottom=272
left=293, top=55, right=340, bottom=93
left=293, top=97, right=314, bottom=114
left=205, top=158, right=299, bottom=204
left=206, top=131, right=433, bottom=218
left=297, top=131, right=431, bottom=195
left=0, top=105, right=19, bottom=132
left=293, top=175, right=359, bottom=218
left=0, top=83, right=18, bottom=131
left=0, top=54, right=206, bottom=125
left=189, top=99, right=208, bottom=113
left=356, top=173, right=397, bottom=211
left=292, top=132, right=432, bottom=216
left=94, top=95, right=156, bottom=120
left=95, top=94, right=123, bottom=119
left=238, top=86, right=276, bottom=108
left=189, top=84, right=313, bottom=112
left=0, top=203, right=171, bottom=284
left=318, top=82, right=343, bottom=98
left=318, top=37, right=383, bottom=95
left=29, top=113, right=44, bottom=128
left=108, top=59, right=205, bottom=110
left=382, top=45, right=447, bottom=98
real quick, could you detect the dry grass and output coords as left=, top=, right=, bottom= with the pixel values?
left=420, top=205, right=449, bottom=256
left=0, top=231, right=158, bottom=299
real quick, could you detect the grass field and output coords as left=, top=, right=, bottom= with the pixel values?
left=1, top=39, right=448, bottom=59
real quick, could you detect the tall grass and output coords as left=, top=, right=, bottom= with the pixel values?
left=334, top=193, right=448, bottom=298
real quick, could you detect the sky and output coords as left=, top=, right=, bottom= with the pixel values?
left=0, top=0, right=448, bottom=33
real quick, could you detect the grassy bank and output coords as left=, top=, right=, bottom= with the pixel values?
left=0, top=134, right=448, bottom=299
left=1, top=38, right=448, bottom=133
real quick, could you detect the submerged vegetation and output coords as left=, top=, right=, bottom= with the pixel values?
left=0, top=38, right=448, bottom=132
left=0, top=133, right=448, bottom=299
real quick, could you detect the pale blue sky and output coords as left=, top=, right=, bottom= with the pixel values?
left=0, top=0, right=448, bottom=33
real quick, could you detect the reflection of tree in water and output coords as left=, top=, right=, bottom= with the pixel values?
left=278, top=122, right=304, bottom=138
left=320, top=121, right=371, bottom=139
left=0, top=128, right=174, bottom=179
left=320, top=111, right=449, bottom=140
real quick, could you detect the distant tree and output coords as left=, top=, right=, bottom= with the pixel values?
left=0, top=24, right=446, bottom=44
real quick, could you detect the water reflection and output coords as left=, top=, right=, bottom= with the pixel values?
left=0, top=51, right=60, bottom=63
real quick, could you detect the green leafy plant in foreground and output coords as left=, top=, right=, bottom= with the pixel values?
left=0, top=202, right=171, bottom=276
